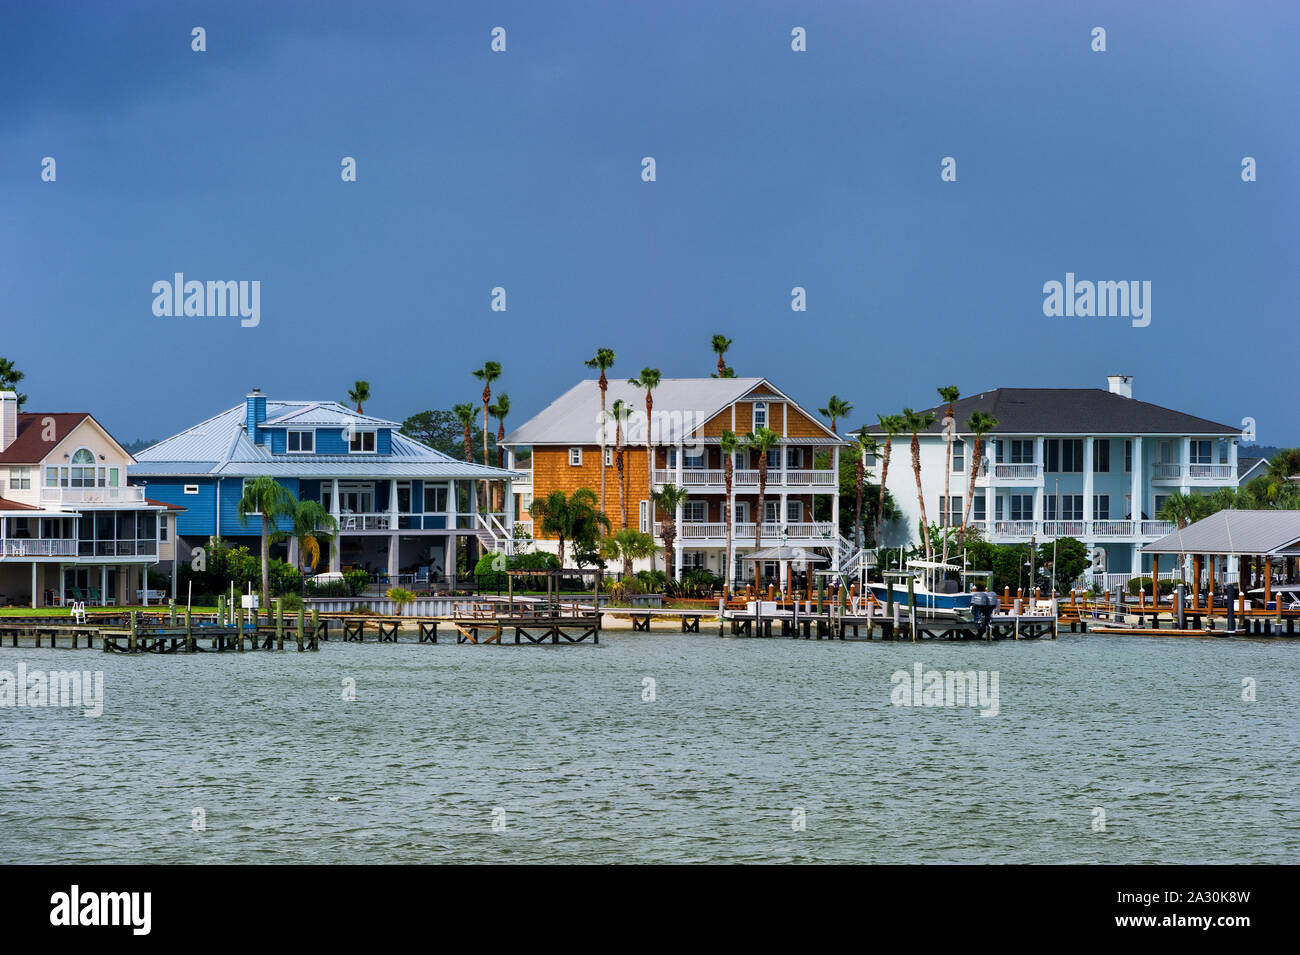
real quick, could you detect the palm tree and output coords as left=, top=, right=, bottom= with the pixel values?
left=585, top=348, right=617, bottom=515
left=719, top=429, right=742, bottom=589
left=472, top=362, right=502, bottom=467
left=853, top=432, right=879, bottom=549
left=452, top=403, right=476, bottom=464
left=901, top=408, right=937, bottom=559
left=819, top=395, right=854, bottom=434
left=744, top=426, right=782, bottom=550
left=347, top=381, right=371, bottom=414
left=627, top=367, right=662, bottom=529
left=291, top=499, right=338, bottom=580
left=236, top=476, right=297, bottom=611
left=488, top=393, right=511, bottom=513
left=607, top=399, right=632, bottom=529
left=652, top=482, right=690, bottom=580
left=936, top=386, right=961, bottom=564
left=874, top=414, right=905, bottom=547
left=711, top=334, right=733, bottom=376
left=0, top=357, right=28, bottom=408
left=528, top=487, right=609, bottom=568
left=600, top=528, right=658, bottom=583
left=958, top=411, right=998, bottom=551
left=1158, top=492, right=1209, bottom=585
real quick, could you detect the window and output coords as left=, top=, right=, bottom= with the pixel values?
left=1009, top=494, right=1033, bottom=521
left=1154, top=494, right=1169, bottom=515
left=45, top=467, right=58, bottom=487
left=1045, top=496, right=1082, bottom=521
left=70, top=447, right=96, bottom=487
left=1000, top=439, right=1034, bottom=464
left=568, top=447, right=583, bottom=466
left=787, top=500, right=803, bottom=522
left=1124, top=440, right=1133, bottom=473
left=639, top=500, right=649, bottom=533
left=764, top=500, right=780, bottom=523
left=684, top=449, right=705, bottom=469
left=972, top=492, right=986, bottom=522
left=951, top=439, right=965, bottom=474
left=604, top=447, right=612, bottom=467
left=424, top=485, right=448, bottom=512
left=753, top=402, right=767, bottom=429
left=682, top=551, right=706, bottom=569
left=349, top=430, right=376, bottom=453
left=939, top=496, right=962, bottom=525
left=683, top=501, right=706, bottom=523
left=1093, top=495, right=1110, bottom=520
left=11, top=467, right=31, bottom=490
left=766, top=448, right=780, bottom=469
left=786, top=447, right=803, bottom=468
left=183, top=484, right=199, bottom=495
left=287, top=430, right=314, bottom=453
left=160, top=516, right=169, bottom=542
left=1093, top=439, right=1110, bottom=472
left=1190, top=440, right=1212, bottom=465
left=1045, top=439, right=1083, bottom=473
left=733, top=502, right=749, bottom=524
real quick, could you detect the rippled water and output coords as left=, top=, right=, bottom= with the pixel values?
left=1, top=632, right=1296, bottom=864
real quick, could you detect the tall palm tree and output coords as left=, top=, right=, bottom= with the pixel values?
left=958, top=410, right=998, bottom=551
left=291, top=499, right=338, bottom=579
left=627, top=368, right=662, bottom=534
left=819, top=395, right=854, bottom=434
left=1158, top=492, right=1209, bottom=586
left=600, top=528, right=658, bottom=582
left=652, top=482, right=690, bottom=580
left=489, top=393, right=511, bottom=513
left=453, top=403, right=477, bottom=464
left=236, top=476, right=297, bottom=611
left=472, top=362, right=502, bottom=467
left=936, top=385, right=961, bottom=564
left=719, top=429, right=742, bottom=589
left=901, top=408, right=937, bottom=559
left=347, top=381, right=371, bottom=414
left=607, top=399, right=632, bottom=529
left=874, top=414, right=905, bottom=547
left=745, top=426, right=782, bottom=550
left=528, top=487, right=609, bottom=568
left=0, top=357, right=28, bottom=408
left=853, top=432, right=879, bottom=549
left=711, top=334, right=733, bottom=376
left=585, top=348, right=616, bottom=515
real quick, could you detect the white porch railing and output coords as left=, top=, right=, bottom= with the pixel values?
left=993, top=464, right=1040, bottom=481
left=39, top=485, right=147, bottom=506
left=336, top=512, right=394, bottom=531
left=678, top=521, right=834, bottom=541
left=3, top=538, right=78, bottom=557
left=1152, top=463, right=1233, bottom=482
left=657, top=469, right=837, bottom=488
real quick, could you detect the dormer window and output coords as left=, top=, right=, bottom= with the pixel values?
left=287, top=430, right=314, bottom=453
left=349, top=430, right=376, bottom=453
left=753, top=401, right=768, bottom=429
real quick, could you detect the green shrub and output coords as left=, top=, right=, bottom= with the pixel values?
left=343, top=568, right=371, bottom=596
left=1127, top=576, right=1174, bottom=596
left=474, top=551, right=509, bottom=590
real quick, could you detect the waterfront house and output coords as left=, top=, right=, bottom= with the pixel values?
left=129, top=390, right=520, bottom=584
left=500, top=377, right=857, bottom=582
left=860, top=375, right=1241, bottom=584
left=0, top=391, right=182, bottom=607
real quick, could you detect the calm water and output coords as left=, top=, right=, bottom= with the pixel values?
left=1, top=632, right=1296, bottom=864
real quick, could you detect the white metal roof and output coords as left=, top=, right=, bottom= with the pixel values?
left=1142, top=510, right=1300, bottom=556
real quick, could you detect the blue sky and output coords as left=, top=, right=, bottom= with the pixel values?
left=2, top=0, right=1296, bottom=446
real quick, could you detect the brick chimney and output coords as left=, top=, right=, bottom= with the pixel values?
left=0, top=391, right=16, bottom=454
left=1107, top=375, right=1133, bottom=399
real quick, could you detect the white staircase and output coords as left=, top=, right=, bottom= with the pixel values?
left=834, top=533, right=876, bottom=578
left=475, top=513, right=517, bottom=556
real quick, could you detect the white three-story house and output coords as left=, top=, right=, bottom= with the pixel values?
left=863, top=376, right=1241, bottom=581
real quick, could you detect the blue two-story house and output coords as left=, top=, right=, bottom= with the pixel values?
left=130, top=390, right=521, bottom=582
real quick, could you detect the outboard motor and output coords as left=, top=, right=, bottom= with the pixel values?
left=971, top=588, right=997, bottom=637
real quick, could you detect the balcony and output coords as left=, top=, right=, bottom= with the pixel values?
left=677, top=521, right=835, bottom=542
left=970, top=519, right=1176, bottom=541
left=974, top=463, right=1043, bottom=486
left=1151, top=463, right=1235, bottom=485
left=652, top=469, right=838, bottom=489
left=3, top=538, right=78, bottom=557
left=39, top=485, right=147, bottom=507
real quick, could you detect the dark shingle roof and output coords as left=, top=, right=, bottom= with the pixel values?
left=861, top=389, right=1238, bottom=436
left=0, top=413, right=92, bottom=463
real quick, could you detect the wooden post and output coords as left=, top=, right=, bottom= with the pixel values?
left=217, top=594, right=226, bottom=627
left=311, top=607, right=319, bottom=651
left=128, top=610, right=137, bottom=654
left=296, top=608, right=305, bottom=652
left=185, top=608, right=194, bottom=653
left=1192, top=555, right=1201, bottom=611
left=1151, top=554, right=1159, bottom=608
left=275, top=597, right=284, bottom=650
left=1264, top=556, right=1272, bottom=610
left=169, top=598, right=176, bottom=627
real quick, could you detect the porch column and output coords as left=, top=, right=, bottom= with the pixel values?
left=287, top=536, right=299, bottom=570
left=1130, top=437, right=1143, bottom=523
left=387, top=532, right=400, bottom=579
left=1179, top=436, right=1191, bottom=495
left=985, top=442, right=998, bottom=536
left=101, top=565, right=108, bottom=607
left=673, top=497, right=684, bottom=582
left=1033, top=437, right=1045, bottom=530
left=31, top=561, right=37, bottom=608
left=389, top=478, right=399, bottom=530
left=57, top=563, right=65, bottom=606
left=831, top=445, right=841, bottom=545
left=1228, top=438, right=1238, bottom=484
left=1083, top=437, right=1095, bottom=531
left=504, top=478, right=516, bottom=554
left=328, top=477, right=342, bottom=573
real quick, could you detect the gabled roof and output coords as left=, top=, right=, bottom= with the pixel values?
left=859, top=389, right=1238, bottom=436
left=1237, top=456, right=1267, bottom=483
left=1142, top=510, right=1300, bottom=556
left=502, top=377, right=844, bottom=446
left=0, top=496, right=41, bottom=511
left=130, top=400, right=518, bottom=479
left=0, top=412, right=97, bottom=463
